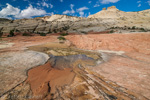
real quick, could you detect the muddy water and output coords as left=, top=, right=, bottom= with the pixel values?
left=28, top=42, right=103, bottom=69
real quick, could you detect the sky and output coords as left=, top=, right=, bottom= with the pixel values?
left=0, top=0, right=150, bottom=19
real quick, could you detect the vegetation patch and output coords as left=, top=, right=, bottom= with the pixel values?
left=60, top=32, right=69, bottom=36
left=7, top=30, right=15, bottom=37
left=57, top=36, right=66, bottom=40
left=132, top=26, right=136, bottom=30
left=140, top=28, right=147, bottom=32
left=109, top=30, right=114, bottom=33
left=0, top=30, right=3, bottom=38
left=40, top=33, right=46, bottom=36
left=22, top=32, right=32, bottom=36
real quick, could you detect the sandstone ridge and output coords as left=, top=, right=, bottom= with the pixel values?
left=88, top=6, right=150, bottom=19
left=0, top=6, right=150, bottom=34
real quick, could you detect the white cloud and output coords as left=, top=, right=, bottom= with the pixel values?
left=77, top=7, right=89, bottom=12
left=0, top=3, right=51, bottom=19
left=94, top=4, right=100, bottom=7
left=0, top=3, right=20, bottom=19
left=88, top=12, right=91, bottom=16
left=70, top=4, right=74, bottom=9
left=37, top=2, right=53, bottom=8
left=137, top=0, right=141, bottom=7
left=15, top=4, right=47, bottom=18
left=42, top=2, right=49, bottom=8
left=79, top=12, right=84, bottom=17
left=101, top=0, right=120, bottom=4
left=63, top=10, right=70, bottom=14
left=88, top=1, right=92, bottom=3
left=76, top=7, right=89, bottom=17
left=60, top=0, right=63, bottom=2
left=137, top=1, right=141, bottom=3
left=62, top=4, right=75, bottom=15
left=148, top=0, right=150, bottom=6
left=37, top=3, right=40, bottom=6
left=138, top=4, right=141, bottom=7
left=49, top=4, right=53, bottom=8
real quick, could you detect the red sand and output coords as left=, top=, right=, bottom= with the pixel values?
left=26, top=62, right=75, bottom=99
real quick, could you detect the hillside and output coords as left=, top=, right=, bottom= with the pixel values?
left=0, top=6, right=150, bottom=34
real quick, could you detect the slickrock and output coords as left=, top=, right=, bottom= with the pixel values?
left=0, top=51, right=49, bottom=96
left=0, top=33, right=150, bottom=99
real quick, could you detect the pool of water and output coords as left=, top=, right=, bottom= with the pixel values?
left=49, top=54, right=101, bottom=69
left=28, top=43, right=103, bottom=69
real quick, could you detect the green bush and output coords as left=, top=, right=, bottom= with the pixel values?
left=40, top=33, right=46, bottom=36
left=109, top=30, right=114, bottom=33
left=7, top=30, right=14, bottom=37
left=0, top=30, right=3, bottom=37
left=57, top=36, right=66, bottom=40
left=22, top=33, right=31, bottom=36
left=132, top=26, right=136, bottom=30
left=53, top=29, right=57, bottom=33
left=140, top=28, right=147, bottom=32
left=60, top=32, right=68, bottom=36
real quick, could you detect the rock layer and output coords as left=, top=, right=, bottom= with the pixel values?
left=0, top=6, right=150, bottom=34
left=0, top=51, right=49, bottom=96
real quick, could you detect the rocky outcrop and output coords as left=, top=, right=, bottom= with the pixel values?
left=0, top=51, right=49, bottom=96
left=88, top=6, right=150, bottom=19
left=41, top=14, right=85, bottom=21
left=88, top=6, right=150, bottom=29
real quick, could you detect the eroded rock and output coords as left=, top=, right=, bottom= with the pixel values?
left=0, top=51, right=49, bottom=96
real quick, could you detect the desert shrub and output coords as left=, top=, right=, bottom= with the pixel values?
left=7, top=30, right=14, bottom=37
left=57, top=36, right=66, bottom=40
left=53, top=29, right=57, bottom=33
left=140, top=28, right=147, bottom=32
left=0, top=30, right=3, bottom=37
left=40, top=33, right=46, bottom=36
left=80, top=31, right=87, bottom=34
left=109, top=30, right=114, bottom=33
left=15, top=29, right=20, bottom=32
left=60, top=32, right=68, bottom=36
left=132, top=26, right=136, bottom=30
left=63, top=26, right=69, bottom=31
left=22, top=32, right=31, bottom=36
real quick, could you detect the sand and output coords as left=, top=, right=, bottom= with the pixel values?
left=26, top=62, right=75, bottom=99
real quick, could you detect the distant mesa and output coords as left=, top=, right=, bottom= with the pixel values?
left=103, top=8, right=106, bottom=10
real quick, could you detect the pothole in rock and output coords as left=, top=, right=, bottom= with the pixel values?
left=28, top=43, right=103, bottom=69
left=49, top=54, right=101, bottom=69
left=47, top=48, right=103, bottom=69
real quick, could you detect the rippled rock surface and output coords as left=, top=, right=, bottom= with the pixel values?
left=0, top=51, right=49, bottom=96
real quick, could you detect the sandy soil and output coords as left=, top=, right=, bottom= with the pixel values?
left=26, top=62, right=75, bottom=99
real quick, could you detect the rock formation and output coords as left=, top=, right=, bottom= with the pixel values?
left=0, top=6, right=150, bottom=34
left=0, top=51, right=49, bottom=96
left=0, top=32, right=150, bottom=99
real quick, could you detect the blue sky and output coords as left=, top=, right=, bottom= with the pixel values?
left=0, top=0, right=150, bottom=19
